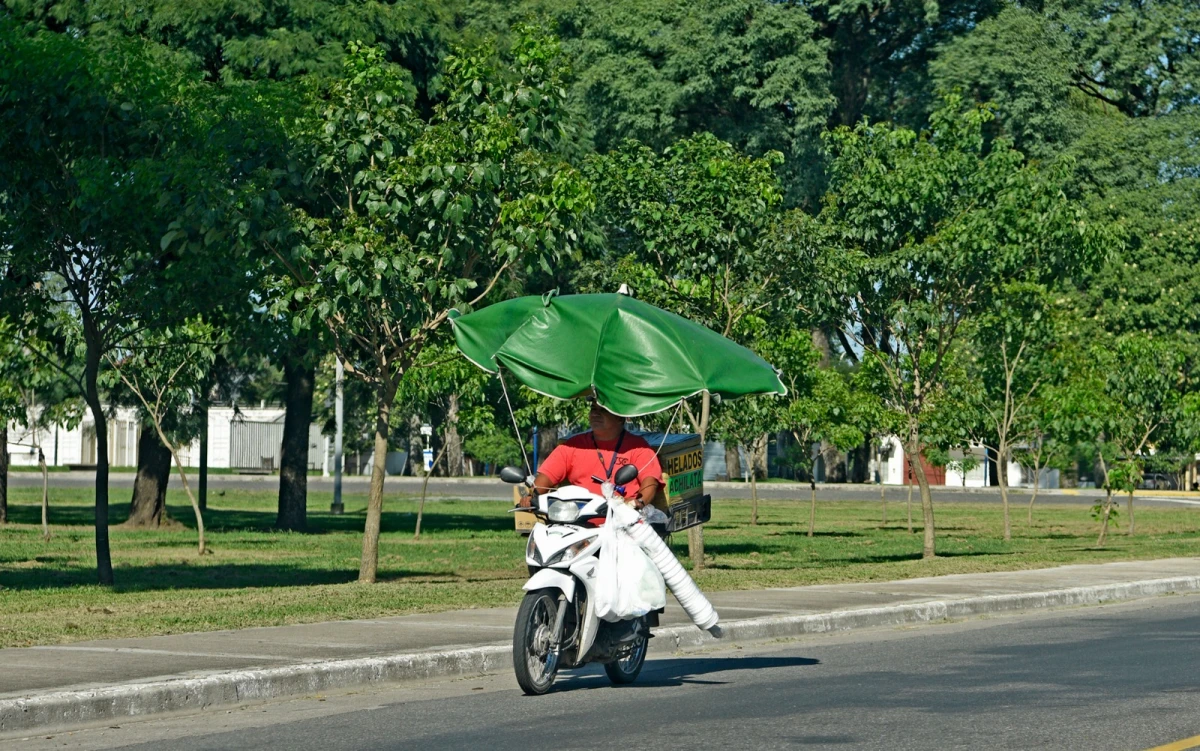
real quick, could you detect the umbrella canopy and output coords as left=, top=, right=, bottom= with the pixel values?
left=449, top=293, right=787, bottom=417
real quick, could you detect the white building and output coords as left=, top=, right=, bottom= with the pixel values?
left=872, top=437, right=1058, bottom=488
left=5, top=405, right=324, bottom=472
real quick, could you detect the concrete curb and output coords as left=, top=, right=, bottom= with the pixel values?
left=653, top=575, right=1200, bottom=651
left=4, top=576, right=1200, bottom=737
left=0, top=645, right=510, bottom=737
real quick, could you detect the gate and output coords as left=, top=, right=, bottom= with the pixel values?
left=230, top=419, right=285, bottom=471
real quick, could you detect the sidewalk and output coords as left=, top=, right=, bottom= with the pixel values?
left=3, top=558, right=1199, bottom=737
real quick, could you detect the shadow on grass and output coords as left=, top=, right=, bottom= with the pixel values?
left=819, top=549, right=1016, bottom=565
left=0, top=562, right=460, bottom=592
left=3, top=503, right=513, bottom=536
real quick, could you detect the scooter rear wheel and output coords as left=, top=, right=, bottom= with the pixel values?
left=604, top=619, right=649, bottom=685
left=513, top=589, right=560, bottom=695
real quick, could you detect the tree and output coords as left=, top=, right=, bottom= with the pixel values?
left=806, top=0, right=1007, bottom=128
left=477, top=0, right=834, bottom=205
left=964, top=283, right=1065, bottom=540
left=283, top=31, right=593, bottom=583
left=711, top=396, right=781, bottom=526
left=759, top=329, right=869, bottom=536
left=0, top=25, right=227, bottom=582
left=0, top=319, right=26, bottom=525
left=7, top=0, right=454, bottom=91
left=817, top=97, right=1107, bottom=559
left=106, top=322, right=218, bottom=555
left=585, top=131, right=789, bottom=567
left=1101, top=334, right=1188, bottom=536
left=395, top=344, right=495, bottom=537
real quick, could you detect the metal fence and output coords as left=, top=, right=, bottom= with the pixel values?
left=230, top=419, right=285, bottom=471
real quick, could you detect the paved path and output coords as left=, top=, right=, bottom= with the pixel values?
left=2, top=558, right=1199, bottom=739
left=10, top=470, right=1200, bottom=506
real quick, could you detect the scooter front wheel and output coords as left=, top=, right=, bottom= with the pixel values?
left=513, top=588, right=560, bottom=695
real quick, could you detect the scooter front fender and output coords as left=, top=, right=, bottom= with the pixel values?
left=523, top=568, right=576, bottom=601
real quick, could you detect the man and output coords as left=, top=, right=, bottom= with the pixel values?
left=518, top=397, right=663, bottom=508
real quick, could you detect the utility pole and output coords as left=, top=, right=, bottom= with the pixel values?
left=331, top=358, right=344, bottom=514
left=198, top=406, right=208, bottom=512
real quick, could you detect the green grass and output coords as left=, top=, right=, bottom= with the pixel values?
left=1, top=486, right=1198, bottom=648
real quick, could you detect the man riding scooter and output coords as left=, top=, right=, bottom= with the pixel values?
left=517, top=397, right=664, bottom=512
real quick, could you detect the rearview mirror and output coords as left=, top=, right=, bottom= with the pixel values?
left=614, top=464, right=638, bottom=487
left=499, top=466, right=528, bottom=484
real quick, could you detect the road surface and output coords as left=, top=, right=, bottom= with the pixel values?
left=9, top=470, right=1195, bottom=507
left=13, top=595, right=1200, bottom=750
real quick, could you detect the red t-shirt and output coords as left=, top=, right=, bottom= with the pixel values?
left=537, top=431, right=664, bottom=500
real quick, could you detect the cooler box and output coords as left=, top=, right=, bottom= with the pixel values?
left=640, top=432, right=711, bottom=533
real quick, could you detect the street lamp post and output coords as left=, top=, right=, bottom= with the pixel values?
left=331, top=358, right=344, bottom=514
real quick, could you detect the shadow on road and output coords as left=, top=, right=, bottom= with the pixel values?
left=555, top=654, right=821, bottom=691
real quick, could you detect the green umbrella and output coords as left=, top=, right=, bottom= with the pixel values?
left=449, top=293, right=787, bottom=417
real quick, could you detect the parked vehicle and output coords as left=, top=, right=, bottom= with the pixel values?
left=502, top=463, right=663, bottom=695
left=1140, top=472, right=1179, bottom=491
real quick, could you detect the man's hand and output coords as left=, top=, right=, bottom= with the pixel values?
left=516, top=487, right=534, bottom=509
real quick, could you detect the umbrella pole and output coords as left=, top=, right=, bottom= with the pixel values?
left=686, top=393, right=712, bottom=571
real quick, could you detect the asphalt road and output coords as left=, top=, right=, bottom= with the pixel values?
left=9, top=470, right=1193, bottom=507
left=14, top=595, right=1200, bottom=751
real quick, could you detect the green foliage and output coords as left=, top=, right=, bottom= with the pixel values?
left=6, top=0, right=454, bottom=87
left=501, top=0, right=833, bottom=205
left=586, top=132, right=787, bottom=339
left=821, top=96, right=1108, bottom=426
left=286, top=32, right=594, bottom=394
left=463, top=430, right=525, bottom=470
left=105, top=321, right=220, bottom=447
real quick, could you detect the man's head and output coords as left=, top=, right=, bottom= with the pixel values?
left=588, top=398, right=625, bottom=441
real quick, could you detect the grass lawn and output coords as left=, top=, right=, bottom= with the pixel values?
left=1, top=486, right=1198, bottom=648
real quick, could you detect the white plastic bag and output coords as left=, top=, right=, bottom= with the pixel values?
left=593, top=506, right=667, bottom=623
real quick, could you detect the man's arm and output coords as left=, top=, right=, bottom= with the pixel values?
left=636, top=477, right=660, bottom=509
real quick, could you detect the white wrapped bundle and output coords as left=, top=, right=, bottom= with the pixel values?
left=612, top=502, right=720, bottom=632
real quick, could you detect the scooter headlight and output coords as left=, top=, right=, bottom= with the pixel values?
left=547, top=500, right=580, bottom=523
left=544, top=538, right=593, bottom=567
left=526, top=533, right=542, bottom=566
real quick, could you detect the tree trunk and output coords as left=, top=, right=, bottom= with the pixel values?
left=906, top=480, right=913, bottom=534
left=880, top=479, right=887, bottom=526
left=906, top=432, right=936, bottom=559
left=1127, top=490, right=1135, bottom=536
left=277, top=358, right=315, bottom=531
left=408, top=414, right=424, bottom=477
left=1096, top=487, right=1114, bottom=547
left=0, top=424, right=7, bottom=524
left=1027, top=479, right=1040, bottom=527
left=752, top=433, right=768, bottom=479
left=444, top=394, right=463, bottom=477
left=359, top=379, right=397, bottom=583
left=84, top=344, right=114, bottom=586
left=807, top=477, right=816, bottom=537
left=724, top=442, right=741, bottom=481
left=40, top=449, right=49, bottom=540
left=750, top=471, right=758, bottom=525
left=998, top=443, right=1012, bottom=541
left=147, top=422, right=206, bottom=555
left=127, top=425, right=171, bottom=528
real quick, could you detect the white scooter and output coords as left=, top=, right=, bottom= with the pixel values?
left=501, top=463, right=665, bottom=695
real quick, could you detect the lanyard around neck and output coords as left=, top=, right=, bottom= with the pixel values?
left=592, top=429, right=626, bottom=481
